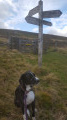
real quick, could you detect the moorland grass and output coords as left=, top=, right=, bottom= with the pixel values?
left=0, top=44, right=67, bottom=120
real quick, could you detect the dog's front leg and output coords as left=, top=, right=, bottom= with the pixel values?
left=21, top=104, right=26, bottom=120
left=32, top=100, right=36, bottom=120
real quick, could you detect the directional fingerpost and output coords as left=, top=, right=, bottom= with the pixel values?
left=25, top=16, right=52, bottom=26
left=28, top=6, right=39, bottom=16
left=25, top=16, right=39, bottom=25
left=43, top=10, right=62, bottom=18
left=25, top=0, right=62, bottom=67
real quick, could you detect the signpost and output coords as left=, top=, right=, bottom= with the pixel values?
left=25, top=0, right=62, bottom=67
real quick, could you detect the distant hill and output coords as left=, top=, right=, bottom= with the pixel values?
left=0, top=29, right=38, bottom=39
left=0, top=29, right=67, bottom=41
left=0, top=29, right=67, bottom=49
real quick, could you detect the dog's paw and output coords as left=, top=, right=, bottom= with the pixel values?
left=27, top=109, right=30, bottom=117
left=23, top=114, right=26, bottom=120
left=35, top=108, right=37, bottom=112
left=32, top=117, right=36, bottom=120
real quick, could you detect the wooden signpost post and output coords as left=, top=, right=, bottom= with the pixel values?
left=25, top=0, right=62, bottom=67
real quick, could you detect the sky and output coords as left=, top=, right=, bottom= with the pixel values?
left=0, top=0, right=67, bottom=37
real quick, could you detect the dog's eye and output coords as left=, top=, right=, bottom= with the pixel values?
left=31, top=76, right=35, bottom=81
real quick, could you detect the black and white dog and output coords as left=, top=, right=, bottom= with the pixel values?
left=14, top=71, right=39, bottom=120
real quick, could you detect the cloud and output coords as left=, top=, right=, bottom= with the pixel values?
left=0, top=0, right=30, bottom=28
left=0, top=0, right=17, bottom=28
left=43, top=0, right=67, bottom=10
left=32, top=28, right=38, bottom=32
left=0, top=0, right=67, bottom=37
left=0, top=21, right=14, bottom=29
left=46, top=12, right=67, bottom=37
left=50, top=12, right=67, bottom=28
left=46, top=26, right=67, bottom=37
left=0, top=1, right=11, bottom=20
left=32, top=25, right=67, bottom=37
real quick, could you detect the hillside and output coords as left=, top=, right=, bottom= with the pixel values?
left=0, top=37, right=67, bottom=120
left=0, top=29, right=67, bottom=41
left=0, top=29, right=67, bottom=53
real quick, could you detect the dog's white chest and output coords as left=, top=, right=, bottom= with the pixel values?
left=26, top=91, right=35, bottom=105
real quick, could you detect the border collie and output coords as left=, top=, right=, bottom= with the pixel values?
left=14, top=71, right=39, bottom=120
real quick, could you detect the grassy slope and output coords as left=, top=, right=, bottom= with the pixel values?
left=0, top=38, right=67, bottom=120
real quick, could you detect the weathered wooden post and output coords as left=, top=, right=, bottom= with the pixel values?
left=38, top=0, right=43, bottom=67
left=25, top=0, right=62, bottom=67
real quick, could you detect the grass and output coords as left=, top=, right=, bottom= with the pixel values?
left=0, top=38, right=67, bottom=120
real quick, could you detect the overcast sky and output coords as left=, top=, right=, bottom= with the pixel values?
left=0, top=0, right=67, bottom=37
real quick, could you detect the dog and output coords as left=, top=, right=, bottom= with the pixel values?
left=14, top=71, right=39, bottom=120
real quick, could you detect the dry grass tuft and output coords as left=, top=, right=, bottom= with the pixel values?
left=33, top=65, right=48, bottom=76
left=43, top=73, right=60, bottom=85
left=36, top=91, right=52, bottom=109
left=57, top=47, right=67, bottom=54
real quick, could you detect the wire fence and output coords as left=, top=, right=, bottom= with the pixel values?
left=0, top=35, right=67, bottom=54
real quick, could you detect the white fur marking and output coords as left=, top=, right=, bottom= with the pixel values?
left=35, top=77, right=39, bottom=80
left=27, top=109, right=30, bottom=117
left=26, top=85, right=31, bottom=91
left=26, top=91, right=35, bottom=105
left=23, top=114, right=26, bottom=120
left=26, top=85, right=35, bottom=105
left=32, top=117, right=36, bottom=120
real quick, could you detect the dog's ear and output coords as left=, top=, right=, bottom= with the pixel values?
left=19, top=74, right=24, bottom=84
left=19, top=74, right=26, bottom=90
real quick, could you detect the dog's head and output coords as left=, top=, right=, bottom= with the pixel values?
left=19, top=71, right=39, bottom=90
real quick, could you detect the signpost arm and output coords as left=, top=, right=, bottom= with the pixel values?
left=38, top=0, right=43, bottom=67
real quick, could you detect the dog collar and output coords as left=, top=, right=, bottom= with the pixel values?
left=20, top=85, right=33, bottom=94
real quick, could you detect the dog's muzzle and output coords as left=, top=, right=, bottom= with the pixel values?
left=30, top=77, right=39, bottom=87
left=35, top=77, right=39, bottom=84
